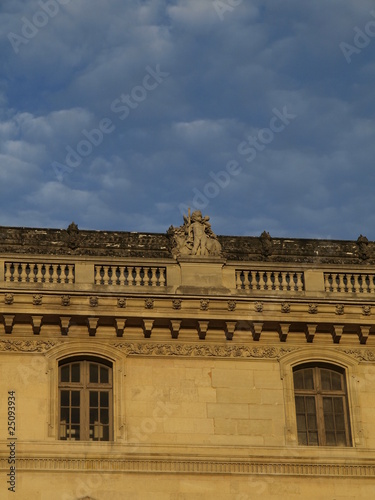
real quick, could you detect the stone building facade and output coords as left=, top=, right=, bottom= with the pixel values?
left=1, top=213, right=375, bottom=499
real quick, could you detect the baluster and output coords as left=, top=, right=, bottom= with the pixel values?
left=4, top=263, right=12, bottom=282
left=296, top=272, right=304, bottom=291
left=66, top=265, right=74, bottom=284
left=150, top=267, right=157, bottom=287
left=117, top=266, right=124, bottom=285
left=324, top=273, right=330, bottom=292
left=332, top=273, right=339, bottom=293
left=347, top=273, right=354, bottom=293
left=35, top=264, right=43, bottom=283
left=49, top=264, right=57, bottom=283
left=258, top=272, right=265, bottom=291
left=102, top=265, right=110, bottom=285
left=369, top=274, right=375, bottom=294
left=20, top=263, right=28, bottom=283
left=280, top=272, right=288, bottom=290
left=353, top=274, right=361, bottom=293
left=235, top=270, right=242, bottom=289
left=264, top=271, right=273, bottom=290
left=94, top=266, right=99, bottom=285
left=159, top=268, right=166, bottom=287
left=243, top=271, right=250, bottom=290
left=134, top=267, right=142, bottom=286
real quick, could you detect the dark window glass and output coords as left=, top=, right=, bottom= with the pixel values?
left=293, top=364, right=351, bottom=447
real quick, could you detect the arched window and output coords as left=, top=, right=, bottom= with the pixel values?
left=58, top=357, right=112, bottom=441
left=293, top=363, right=351, bottom=446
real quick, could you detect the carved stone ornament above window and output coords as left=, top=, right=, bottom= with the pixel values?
left=167, top=209, right=222, bottom=258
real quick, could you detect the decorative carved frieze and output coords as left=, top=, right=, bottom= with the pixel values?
left=112, top=342, right=298, bottom=359
left=0, top=339, right=60, bottom=352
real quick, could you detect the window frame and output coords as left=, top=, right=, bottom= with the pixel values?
left=279, top=348, right=363, bottom=447
left=46, top=342, right=125, bottom=443
left=293, top=363, right=352, bottom=446
left=58, top=356, right=113, bottom=442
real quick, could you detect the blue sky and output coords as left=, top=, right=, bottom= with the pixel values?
left=1, top=0, right=375, bottom=240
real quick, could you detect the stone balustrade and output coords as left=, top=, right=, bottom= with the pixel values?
left=94, top=264, right=167, bottom=287
left=324, top=272, right=375, bottom=293
left=236, top=269, right=305, bottom=292
left=4, top=262, right=75, bottom=284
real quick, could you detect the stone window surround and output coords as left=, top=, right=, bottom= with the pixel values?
left=279, top=347, right=364, bottom=447
left=46, top=341, right=125, bottom=442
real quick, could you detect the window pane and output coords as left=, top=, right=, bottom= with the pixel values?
left=100, top=409, right=109, bottom=425
left=71, top=408, right=80, bottom=424
left=323, top=397, right=333, bottom=413
left=295, top=396, right=305, bottom=413
left=324, top=414, right=335, bottom=431
left=297, top=414, right=307, bottom=432
left=60, top=390, right=69, bottom=407
left=298, top=432, right=307, bottom=445
left=61, top=365, right=69, bottom=382
left=71, top=391, right=80, bottom=407
left=71, top=363, right=80, bottom=382
left=90, top=409, right=98, bottom=425
left=294, top=371, right=304, bottom=389
left=331, top=372, right=342, bottom=391
left=100, top=391, right=109, bottom=407
left=326, top=431, right=336, bottom=446
left=70, top=425, right=80, bottom=440
left=336, top=414, right=345, bottom=431
left=100, top=366, right=109, bottom=384
left=334, top=398, right=344, bottom=413
left=90, top=363, right=98, bottom=383
left=307, top=414, right=317, bottom=431
left=308, top=432, right=318, bottom=445
left=102, top=426, right=110, bottom=441
left=336, top=432, right=347, bottom=446
left=60, top=407, right=69, bottom=424
left=90, top=391, right=99, bottom=407
left=304, top=369, right=314, bottom=389
left=306, top=397, right=316, bottom=414
left=321, top=369, right=331, bottom=390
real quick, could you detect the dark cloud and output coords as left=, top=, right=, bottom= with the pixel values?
left=0, top=0, right=374, bottom=239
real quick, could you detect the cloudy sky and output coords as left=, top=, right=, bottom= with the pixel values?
left=1, top=0, right=375, bottom=240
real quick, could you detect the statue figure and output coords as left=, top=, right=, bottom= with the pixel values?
left=168, top=209, right=222, bottom=258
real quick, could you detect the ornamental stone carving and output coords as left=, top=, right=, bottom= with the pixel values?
left=4, top=293, right=14, bottom=305
left=335, top=304, right=344, bottom=315
left=61, top=295, right=70, bottom=306
left=227, top=300, right=236, bottom=311
left=167, top=209, right=222, bottom=258
left=145, top=298, right=154, bottom=309
left=259, top=231, right=273, bottom=259
left=357, top=234, right=370, bottom=261
left=66, top=222, right=80, bottom=250
left=117, top=298, right=126, bottom=308
left=254, top=301, right=263, bottom=312
left=308, top=304, right=318, bottom=314
left=362, top=305, right=371, bottom=316
left=200, top=299, right=209, bottom=311
left=172, top=299, right=182, bottom=310
left=89, top=296, right=98, bottom=307
left=33, top=294, right=43, bottom=306
left=281, top=302, right=291, bottom=313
